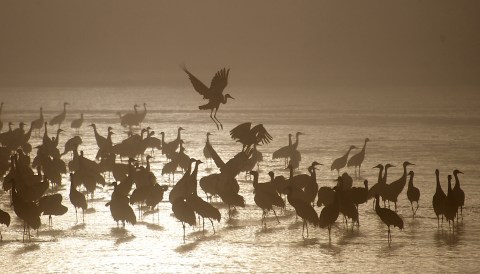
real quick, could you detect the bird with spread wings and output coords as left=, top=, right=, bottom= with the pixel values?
left=182, top=66, right=234, bottom=130
left=230, top=122, right=273, bottom=153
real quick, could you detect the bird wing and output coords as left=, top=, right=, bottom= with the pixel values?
left=209, top=68, right=229, bottom=94
left=251, top=124, right=273, bottom=145
left=182, top=65, right=209, bottom=98
left=229, top=122, right=252, bottom=142
left=205, top=141, right=225, bottom=169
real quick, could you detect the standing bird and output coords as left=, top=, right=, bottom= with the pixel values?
left=0, top=207, right=10, bottom=240
left=452, top=169, right=465, bottom=218
left=285, top=184, right=319, bottom=238
left=383, top=161, right=415, bottom=211
left=374, top=194, right=403, bottom=243
left=105, top=181, right=137, bottom=227
left=444, top=175, right=457, bottom=231
left=39, top=194, right=68, bottom=227
left=187, top=159, right=221, bottom=234
left=432, top=169, right=446, bottom=227
left=69, top=173, right=87, bottom=223
left=319, top=186, right=340, bottom=239
left=49, top=102, right=69, bottom=129
left=347, top=138, right=370, bottom=176
left=182, top=65, right=233, bottom=130
left=31, top=107, right=44, bottom=135
left=272, top=133, right=293, bottom=167
left=203, top=132, right=214, bottom=167
left=406, top=171, right=420, bottom=218
left=331, top=145, right=357, bottom=176
left=70, top=113, right=84, bottom=134
left=251, top=170, right=284, bottom=227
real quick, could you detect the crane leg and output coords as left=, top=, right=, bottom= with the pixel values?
left=210, top=218, right=216, bottom=234
left=75, top=208, right=78, bottom=223
left=272, top=209, right=280, bottom=223
left=213, top=108, right=223, bottom=130
left=210, top=109, right=219, bottom=130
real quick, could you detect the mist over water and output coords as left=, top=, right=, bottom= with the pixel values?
left=1, top=86, right=479, bottom=272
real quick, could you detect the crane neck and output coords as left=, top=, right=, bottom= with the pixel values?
left=382, top=166, right=390, bottom=184
left=206, top=134, right=210, bottom=143
left=288, top=166, right=294, bottom=180
left=361, top=140, right=368, bottom=153
left=435, top=172, right=441, bottom=191
left=376, top=166, right=384, bottom=184
left=408, top=173, right=414, bottom=188
left=453, top=173, right=461, bottom=187
left=40, top=107, right=43, bottom=118
left=176, top=128, right=182, bottom=140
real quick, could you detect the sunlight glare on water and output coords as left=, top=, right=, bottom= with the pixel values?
left=0, top=86, right=479, bottom=273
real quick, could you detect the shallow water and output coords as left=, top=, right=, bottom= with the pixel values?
left=0, top=87, right=479, bottom=273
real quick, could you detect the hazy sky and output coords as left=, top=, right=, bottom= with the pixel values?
left=0, top=0, right=479, bottom=89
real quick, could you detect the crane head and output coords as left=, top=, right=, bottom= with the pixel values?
left=268, top=171, right=274, bottom=178
left=403, top=161, right=415, bottom=167
left=296, top=132, right=304, bottom=136
left=365, top=138, right=370, bottom=142
left=225, top=94, right=235, bottom=100
left=363, top=180, right=368, bottom=187
left=207, top=132, right=212, bottom=136
left=311, top=161, right=322, bottom=169
left=349, top=145, right=358, bottom=150
left=373, top=164, right=383, bottom=169
left=408, top=170, right=414, bottom=176
left=385, top=164, right=395, bottom=169
left=453, top=169, right=463, bottom=175
left=249, top=170, right=259, bottom=177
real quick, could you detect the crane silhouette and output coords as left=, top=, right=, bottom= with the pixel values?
left=70, top=113, right=84, bottom=134
left=105, top=181, right=137, bottom=228
left=187, top=159, right=221, bottom=234
left=406, top=171, right=420, bottom=218
left=11, top=179, right=41, bottom=242
left=331, top=145, right=357, bottom=176
left=203, top=132, right=214, bottom=167
left=251, top=170, right=283, bottom=227
left=272, top=132, right=304, bottom=168
left=383, top=161, right=414, bottom=211
left=347, top=138, right=370, bottom=176
left=39, top=193, right=68, bottom=227
left=319, top=185, right=340, bottom=239
left=49, top=102, right=69, bottom=129
left=285, top=184, right=319, bottom=238
left=230, top=122, right=273, bottom=153
left=452, top=169, right=465, bottom=219
left=432, top=169, right=446, bottom=227
left=69, top=173, right=87, bottom=223
left=444, top=175, right=457, bottom=231
left=272, top=133, right=292, bottom=167
left=182, top=65, right=233, bottom=130
left=374, top=194, right=403, bottom=243
left=31, top=107, right=44, bottom=135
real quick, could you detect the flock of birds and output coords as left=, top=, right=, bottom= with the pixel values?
left=0, top=67, right=467, bottom=245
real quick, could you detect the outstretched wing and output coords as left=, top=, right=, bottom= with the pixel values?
left=182, top=65, right=209, bottom=98
left=229, top=122, right=252, bottom=143
left=210, top=68, right=230, bottom=95
left=251, top=124, right=273, bottom=145
left=205, top=141, right=225, bottom=169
